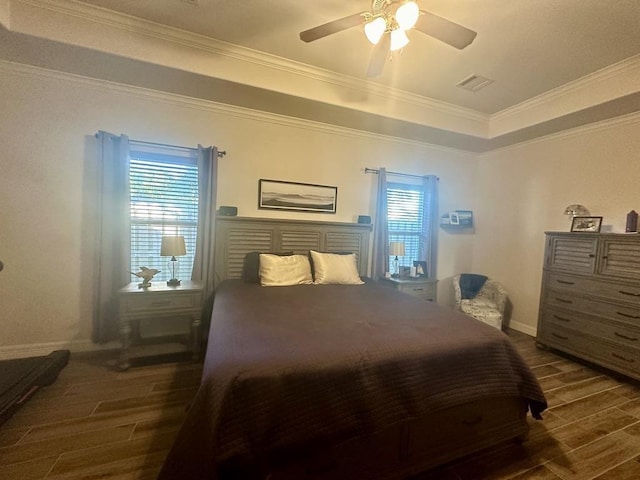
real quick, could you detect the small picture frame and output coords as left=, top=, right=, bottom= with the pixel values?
left=449, top=212, right=460, bottom=225
left=456, top=210, right=473, bottom=227
left=570, top=216, right=603, bottom=233
left=413, top=260, right=428, bottom=277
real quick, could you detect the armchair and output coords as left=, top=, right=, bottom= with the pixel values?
left=453, top=274, right=508, bottom=330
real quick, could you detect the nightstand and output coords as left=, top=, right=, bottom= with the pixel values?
left=117, top=280, right=203, bottom=371
left=379, top=276, right=438, bottom=302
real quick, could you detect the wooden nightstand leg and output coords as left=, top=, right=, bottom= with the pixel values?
left=118, top=316, right=133, bottom=371
left=191, top=313, right=202, bottom=361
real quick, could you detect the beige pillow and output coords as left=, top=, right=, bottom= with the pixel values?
left=309, top=251, right=364, bottom=285
left=259, top=254, right=313, bottom=287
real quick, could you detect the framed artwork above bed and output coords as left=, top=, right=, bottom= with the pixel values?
left=258, top=179, right=337, bottom=214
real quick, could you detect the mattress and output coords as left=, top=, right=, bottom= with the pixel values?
left=158, top=279, right=546, bottom=479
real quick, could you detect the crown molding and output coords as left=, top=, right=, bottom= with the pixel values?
left=11, top=0, right=637, bottom=140
left=10, top=0, right=488, bottom=136
left=4, top=0, right=638, bottom=152
left=490, top=54, right=640, bottom=137
left=29, top=0, right=487, bottom=119
left=4, top=57, right=637, bottom=156
left=0, top=58, right=478, bottom=157
left=482, top=110, right=640, bottom=157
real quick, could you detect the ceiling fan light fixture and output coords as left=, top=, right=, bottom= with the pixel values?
left=395, top=1, right=420, bottom=30
left=390, top=28, right=409, bottom=51
left=364, top=17, right=386, bottom=44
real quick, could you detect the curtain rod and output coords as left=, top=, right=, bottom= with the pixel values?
left=95, top=133, right=226, bottom=157
left=131, top=139, right=226, bottom=158
left=364, top=167, right=438, bottom=180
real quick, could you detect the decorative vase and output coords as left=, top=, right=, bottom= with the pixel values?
left=626, top=210, right=638, bottom=233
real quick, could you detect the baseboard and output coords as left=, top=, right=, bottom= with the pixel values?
left=0, top=339, right=120, bottom=361
left=506, top=319, right=537, bottom=337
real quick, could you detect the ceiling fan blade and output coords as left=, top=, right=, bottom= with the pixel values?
left=414, top=11, right=477, bottom=49
left=367, top=33, right=390, bottom=77
left=300, top=12, right=367, bottom=43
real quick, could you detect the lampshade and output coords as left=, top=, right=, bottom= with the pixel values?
left=160, top=235, right=186, bottom=257
left=364, top=16, right=386, bottom=44
left=390, top=28, right=410, bottom=51
left=395, top=1, right=420, bottom=30
left=563, top=204, right=590, bottom=218
left=389, top=241, right=405, bottom=256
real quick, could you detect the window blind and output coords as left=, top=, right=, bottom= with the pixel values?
left=387, top=182, right=433, bottom=269
left=129, top=149, right=198, bottom=282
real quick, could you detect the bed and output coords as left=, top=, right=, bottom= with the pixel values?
left=158, top=217, right=547, bottom=479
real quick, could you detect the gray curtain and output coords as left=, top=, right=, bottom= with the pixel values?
left=93, top=131, right=131, bottom=343
left=372, top=168, right=389, bottom=279
left=422, top=175, right=439, bottom=279
left=192, top=145, right=218, bottom=325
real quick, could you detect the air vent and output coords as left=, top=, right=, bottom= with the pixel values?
left=456, top=74, right=494, bottom=92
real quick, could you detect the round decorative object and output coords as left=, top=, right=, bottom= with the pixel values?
left=563, top=204, right=590, bottom=217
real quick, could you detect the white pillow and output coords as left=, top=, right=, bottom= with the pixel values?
left=259, top=254, right=313, bottom=287
left=309, top=251, right=364, bottom=285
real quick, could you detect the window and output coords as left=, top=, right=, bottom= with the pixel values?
left=387, top=181, right=435, bottom=273
left=129, top=143, right=198, bottom=283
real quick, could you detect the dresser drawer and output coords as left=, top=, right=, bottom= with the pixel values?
left=541, top=307, right=640, bottom=350
left=539, top=323, right=640, bottom=378
left=545, top=291, right=640, bottom=326
left=547, top=272, right=640, bottom=306
left=122, top=292, right=202, bottom=313
left=397, top=282, right=436, bottom=301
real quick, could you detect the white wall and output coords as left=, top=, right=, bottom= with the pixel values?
left=0, top=62, right=477, bottom=358
left=472, top=116, right=640, bottom=335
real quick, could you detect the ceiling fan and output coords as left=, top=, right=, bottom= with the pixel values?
left=299, top=0, right=477, bottom=77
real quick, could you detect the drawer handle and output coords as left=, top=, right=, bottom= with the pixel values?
left=462, top=416, right=482, bottom=426
left=612, top=352, right=635, bottom=363
left=617, top=311, right=640, bottom=320
left=553, top=315, right=571, bottom=322
left=556, top=279, right=575, bottom=285
left=411, top=288, right=424, bottom=292
left=614, top=332, right=639, bottom=342
left=588, top=254, right=596, bottom=258
left=552, top=333, right=569, bottom=340
left=151, top=300, right=172, bottom=306
left=555, top=298, right=573, bottom=304
left=619, top=290, right=640, bottom=297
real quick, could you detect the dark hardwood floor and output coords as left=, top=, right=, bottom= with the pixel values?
left=2, top=330, right=640, bottom=479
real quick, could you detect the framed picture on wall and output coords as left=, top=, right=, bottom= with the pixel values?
left=258, top=179, right=337, bottom=214
left=570, top=216, right=603, bottom=233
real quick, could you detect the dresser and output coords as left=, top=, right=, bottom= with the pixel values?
left=379, top=277, right=438, bottom=302
left=117, top=281, right=203, bottom=371
left=536, top=232, right=640, bottom=380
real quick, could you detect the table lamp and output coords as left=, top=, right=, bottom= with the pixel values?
left=389, top=241, right=405, bottom=277
left=160, top=235, right=186, bottom=286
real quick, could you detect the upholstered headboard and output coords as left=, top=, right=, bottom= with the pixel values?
left=214, top=216, right=372, bottom=285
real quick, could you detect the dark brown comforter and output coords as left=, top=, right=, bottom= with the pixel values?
left=158, top=279, right=546, bottom=479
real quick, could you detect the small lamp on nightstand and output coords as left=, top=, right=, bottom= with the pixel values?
left=161, top=235, right=186, bottom=286
left=389, top=241, right=405, bottom=277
